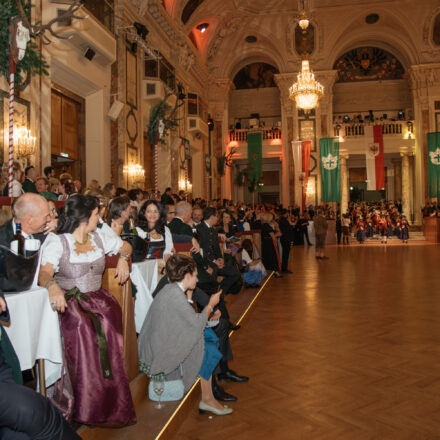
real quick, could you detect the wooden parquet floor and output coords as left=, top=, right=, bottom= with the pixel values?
left=171, top=244, right=440, bottom=440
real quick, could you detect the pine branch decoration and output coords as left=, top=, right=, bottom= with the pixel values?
left=0, top=1, right=49, bottom=91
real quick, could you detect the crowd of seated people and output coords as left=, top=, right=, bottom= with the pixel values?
left=3, top=166, right=432, bottom=434
left=6, top=178, right=424, bottom=431
left=0, top=174, right=310, bottom=433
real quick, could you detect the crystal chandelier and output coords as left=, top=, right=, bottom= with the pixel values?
left=14, top=125, right=36, bottom=157
left=289, top=60, right=324, bottom=111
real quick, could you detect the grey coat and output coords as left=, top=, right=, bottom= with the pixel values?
left=138, top=282, right=208, bottom=391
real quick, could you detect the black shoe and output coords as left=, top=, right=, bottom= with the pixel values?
left=218, top=370, right=249, bottom=383
left=212, top=383, right=238, bottom=402
left=282, top=270, right=293, bottom=274
left=229, top=322, right=241, bottom=331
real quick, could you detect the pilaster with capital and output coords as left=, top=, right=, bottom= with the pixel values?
left=275, top=73, right=297, bottom=208
left=315, top=70, right=338, bottom=139
left=400, top=147, right=414, bottom=222
left=208, top=79, right=233, bottom=199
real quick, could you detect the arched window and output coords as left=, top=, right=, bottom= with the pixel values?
left=333, top=47, right=405, bottom=83
left=433, top=14, right=440, bottom=46
left=233, top=63, right=280, bottom=90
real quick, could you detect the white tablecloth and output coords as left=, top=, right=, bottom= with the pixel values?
left=4, top=287, right=63, bottom=387
left=131, top=259, right=158, bottom=332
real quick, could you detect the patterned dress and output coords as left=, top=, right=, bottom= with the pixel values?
left=41, top=231, right=136, bottom=426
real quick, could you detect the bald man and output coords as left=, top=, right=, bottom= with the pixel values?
left=0, top=193, right=51, bottom=251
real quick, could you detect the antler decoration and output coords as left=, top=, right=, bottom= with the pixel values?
left=15, top=0, right=85, bottom=45
left=224, top=147, right=237, bottom=166
left=162, top=89, right=185, bottom=130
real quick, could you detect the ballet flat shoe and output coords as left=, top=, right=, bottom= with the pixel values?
left=199, top=401, right=233, bottom=416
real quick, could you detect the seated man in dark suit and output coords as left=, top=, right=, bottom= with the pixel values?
left=21, top=166, right=38, bottom=194
left=168, top=201, right=233, bottom=324
left=0, top=193, right=52, bottom=252
left=0, top=294, right=80, bottom=439
left=197, top=207, right=242, bottom=296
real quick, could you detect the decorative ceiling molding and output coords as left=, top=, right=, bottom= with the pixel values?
left=407, top=63, right=440, bottom=92
left=207, top=15, right=244, bottom=62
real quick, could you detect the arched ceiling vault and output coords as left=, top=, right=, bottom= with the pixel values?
left=163, top=0, right=429, bottom=80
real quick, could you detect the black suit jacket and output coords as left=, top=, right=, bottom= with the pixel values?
left=0, top=220, right=46, bottom=250
left=197, top=222, right=222, bottom=262
left=279, top=216, right=293, bottom=242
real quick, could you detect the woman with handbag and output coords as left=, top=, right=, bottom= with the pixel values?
left=138, top=254, right=233, bottom=416
left=38, top=194, right=136, bottom=426
left=136, top=200, right=174, bottom=262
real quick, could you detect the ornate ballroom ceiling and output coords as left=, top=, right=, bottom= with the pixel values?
left=158, top=0, right=439, bottom=80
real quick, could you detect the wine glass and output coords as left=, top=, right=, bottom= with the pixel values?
left=152, top=378, right=164, bottom=409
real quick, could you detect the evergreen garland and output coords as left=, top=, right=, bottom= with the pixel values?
left=147, top=96, right=179, bottom=146
left=0, top=0, right=49, bottom=91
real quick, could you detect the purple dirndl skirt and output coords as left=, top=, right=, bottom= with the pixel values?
left=60, top=288, right=136, bottom=426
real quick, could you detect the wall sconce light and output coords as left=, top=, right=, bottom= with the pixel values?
left=13, top=125, right=36, bottom=157
left=123, top=163, right=145, bottom=181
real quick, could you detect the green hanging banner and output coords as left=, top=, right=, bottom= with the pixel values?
left=320, top=137, right=341, bottom=202
left=427, top=132, right=440, bottom=198
left=247, top=132, right=262, bottom=181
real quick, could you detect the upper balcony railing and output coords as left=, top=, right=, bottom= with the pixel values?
left=229, top=128, right=282, bottom=143
left=333, top=121, right=414, bottom=138
left=82, top=0, right=114, bottom=33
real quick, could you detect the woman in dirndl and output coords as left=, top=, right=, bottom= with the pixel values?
left=136, top=200, right=174, bottom=263
left=39, top=194, right=136, bottom=426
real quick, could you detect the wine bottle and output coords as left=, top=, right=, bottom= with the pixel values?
left=12, top=222, right=25, bottom=256
left=129, top=218, right=138, bottom=235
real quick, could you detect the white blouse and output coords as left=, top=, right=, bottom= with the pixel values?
left=135, top=225, right=173, bottom=256
left=41, top=226, right=123, bottom=272
left=11, top=179, right=23, bottom=197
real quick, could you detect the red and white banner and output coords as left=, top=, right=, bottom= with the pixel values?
left=301, top=140, right=311, bottom=211
left=365, top=125, right=385, bottom=190
left=292, top=140, right=312, bottom=211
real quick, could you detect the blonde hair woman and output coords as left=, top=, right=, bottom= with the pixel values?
left=260, top=212, right=282, bottom=277
left=85, top=179, right=100, bottom=194
left=1, top=161, right=23, bottom=197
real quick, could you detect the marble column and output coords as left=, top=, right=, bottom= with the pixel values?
left=400, top=148, right=411, bottom=221
left=340, top=149, right=349, bottom=214
left=393, top=159, right=402, bottom=201
left=207, top=79, right=233, bottom=200
left=274, top=73, right=296, bottom=208
left=315, top=70, right=338, bottom=204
